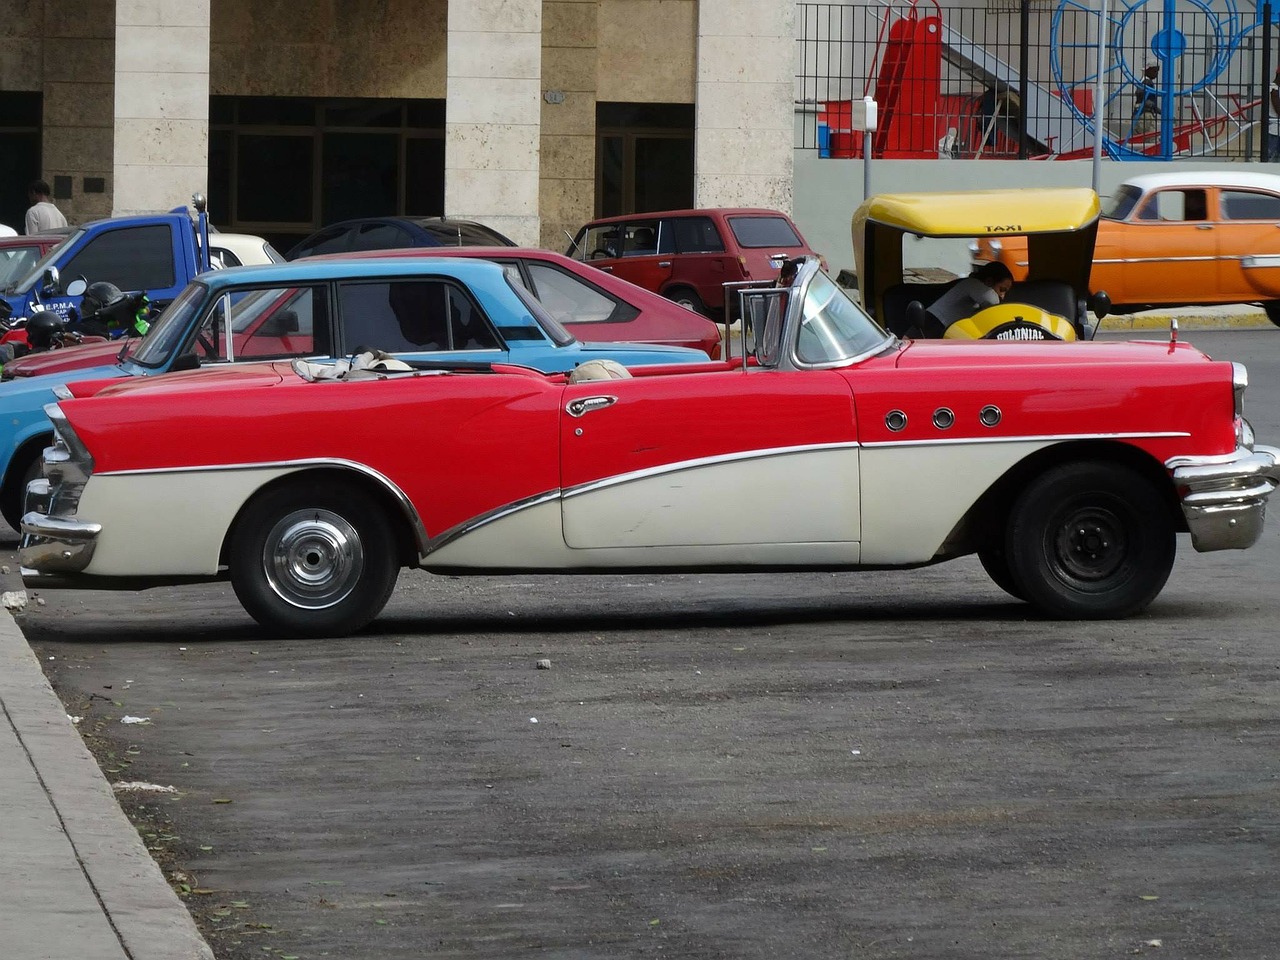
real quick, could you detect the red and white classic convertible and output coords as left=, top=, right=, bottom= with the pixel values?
left=20, top=257, right=1280, bottom=636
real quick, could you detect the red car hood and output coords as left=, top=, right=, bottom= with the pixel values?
left=5, top=340, right=125, bottom=377
left=894, top=337, right=1211, bottom=367
left=87, top=362, right=289, bottom=399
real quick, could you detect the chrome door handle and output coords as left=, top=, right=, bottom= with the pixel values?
left=1196, top=224, right=1213, bottom=230
left=566, top=395, right=618, bottom=418
left=658, top=260, right=672, bottom=267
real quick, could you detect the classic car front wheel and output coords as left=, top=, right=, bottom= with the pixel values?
left=230, top=481, right=400, bottom=637
left=1264, top=302, right=1280, bottom=328
left=1005, top=462, right=1175, bottom=620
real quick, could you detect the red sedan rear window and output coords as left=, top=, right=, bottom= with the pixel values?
left=727, top=216, right=804, bottom=248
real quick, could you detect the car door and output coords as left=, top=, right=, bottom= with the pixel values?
left=668, top=215, right=733, bottom=312
left=1215, top=187, right=1280, bottom=298
left=605, top=218, right=669, bottom=295
left=559, top=370, right=860, bottom=555
left=1118, top=188, right=1217, bottom=303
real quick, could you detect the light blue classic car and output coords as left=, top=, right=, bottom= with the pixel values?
left=0, top=257, right=711, bottom=529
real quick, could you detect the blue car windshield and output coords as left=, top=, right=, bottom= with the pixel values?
left=10, top=231, right=80, bottom=295
left=128, top=282, right=208, bottom=368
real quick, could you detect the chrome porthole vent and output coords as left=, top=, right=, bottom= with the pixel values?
left=932, top=407, right=955, bottom=430
left=885, top=410, right=908, bottom=432
left=979, top=405, right=1002, bottom=428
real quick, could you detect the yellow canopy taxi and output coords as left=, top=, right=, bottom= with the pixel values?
left=852, top=187, right=1112, bottom=341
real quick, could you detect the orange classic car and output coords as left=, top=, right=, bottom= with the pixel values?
left=973, top=171, right=1280, bottom=325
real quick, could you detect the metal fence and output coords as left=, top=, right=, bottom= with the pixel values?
left=796, top=1, right=1275, bottom=161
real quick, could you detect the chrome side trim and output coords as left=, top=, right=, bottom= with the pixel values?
left=91, top=458, right=431, bottom=557
left=1168, top=443, right=1280, bottom=552
left=1242, top=255, right=1280, bottom=269
left=423, top=489, right=562, bottom=558
left=560, top=442, right=860, bottom=500
left=861, top=430, right=1190, bottom=448
left=422, top=443, right=863, bottom=557
left=1093, top=256, right=1218, bottom=265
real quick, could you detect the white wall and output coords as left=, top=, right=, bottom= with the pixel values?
left=792, top=153, right=1276, bottom=279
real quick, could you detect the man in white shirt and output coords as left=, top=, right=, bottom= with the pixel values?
left=25, top=180, right=68, bottom=235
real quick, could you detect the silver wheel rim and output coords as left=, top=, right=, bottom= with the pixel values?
left=264, top=508, right=364, bottom=610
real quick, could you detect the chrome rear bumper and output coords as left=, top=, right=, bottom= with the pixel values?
left=1168, top=444, right=1280, bottom=552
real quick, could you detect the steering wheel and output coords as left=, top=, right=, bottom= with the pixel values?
left=589, top=248, right=612, bottom=260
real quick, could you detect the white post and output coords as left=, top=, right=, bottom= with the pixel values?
left=1091, top=0, right=1109, bottom=191
left=853, top=97, right=879, bottom=200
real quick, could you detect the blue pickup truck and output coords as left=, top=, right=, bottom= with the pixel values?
left=1, top=204, right=279, bottom=322
left=0, top=256, right=711, bottom=530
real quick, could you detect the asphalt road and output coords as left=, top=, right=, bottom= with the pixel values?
left=12, top=329, right=1280, bottom=960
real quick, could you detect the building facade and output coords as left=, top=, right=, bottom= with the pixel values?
left=0, top=0, right=795, bottom=250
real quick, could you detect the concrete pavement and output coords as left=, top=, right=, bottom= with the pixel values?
left=0, top=303, right=1272, bottom=960
left=0, top=606, right=213, bottom=960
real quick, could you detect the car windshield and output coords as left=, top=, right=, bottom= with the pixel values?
left=0, top=244, right=45, bottom=289
left=1102, top=185, right=1143, bottom=221
left=727, top=216, right=804, bottom=248
left=793, top=270, right=891, bottom=365
left=128, top=282, right=208, bottom=367
left=9, top=231, right=80, bottom=294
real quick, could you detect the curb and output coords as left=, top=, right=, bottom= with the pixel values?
left=0, top=606, right=214, bottom=960
left=1104, top=312, right=1273, bottom=332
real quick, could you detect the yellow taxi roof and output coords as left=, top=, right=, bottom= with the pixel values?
left=855, top=187, right=1100, bottom=237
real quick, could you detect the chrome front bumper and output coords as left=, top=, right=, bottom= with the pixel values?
left=19, top=478, right=101, bottom=575
left=1168, top=443, right=1280, bottom=552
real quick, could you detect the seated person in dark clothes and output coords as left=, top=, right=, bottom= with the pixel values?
left=920, top=261, right=1014, bottom=337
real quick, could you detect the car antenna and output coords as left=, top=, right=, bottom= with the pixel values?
left=563, top=229, right=579, bottom=254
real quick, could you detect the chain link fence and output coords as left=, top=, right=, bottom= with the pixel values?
left=797, top=1, right=1274, bottom=161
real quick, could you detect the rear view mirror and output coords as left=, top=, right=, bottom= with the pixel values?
left=40, top=266, right=61, bottom=297
left=66, top=278, right=87, bottom=297
left=1088, top=291, right=1111, bottom=320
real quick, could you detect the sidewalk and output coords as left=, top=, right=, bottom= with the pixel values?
left=0, top=607, right=213, bottom=960
left=1102, top=303, right=1273, bottom=332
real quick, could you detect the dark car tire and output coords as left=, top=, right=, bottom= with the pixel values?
left=977, top=544, right=1024, bottom=601
left=1005, top=461, right=1175, bottom=619
left=1, top=450, right=45, bottom=534
left=1264, top=302, right=1280, bottom=328
left=665, top=287, right=708, bottom=317
left=230, top=480, right=400, bottom=637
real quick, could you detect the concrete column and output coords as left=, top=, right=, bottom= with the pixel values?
left=538, top=0, right=597, bottom=250
left=446, top=0, right=542, bottom=246
left=695, top=0, right=795, bottom=213
left=113, top=0, right=210, bottom=216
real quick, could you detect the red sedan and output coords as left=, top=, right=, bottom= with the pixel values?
left=313, top=247, right=723, bottom=358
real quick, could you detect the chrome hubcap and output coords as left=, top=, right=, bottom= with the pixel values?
left=264, top=509, right=364, bottom=609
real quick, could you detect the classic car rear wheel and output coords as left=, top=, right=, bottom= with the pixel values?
left=230, top=481, right=399, bottom=637
left=1264, top=302, right=1280, bottom=328
left=1005, top=462, right=1174, bottom=619
left=977, top=545, right=1024, bottom=601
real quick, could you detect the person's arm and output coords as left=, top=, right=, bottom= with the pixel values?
left=1271, top=82, right=1280, bottom=115
left=23, top=208, right=37, bottom=236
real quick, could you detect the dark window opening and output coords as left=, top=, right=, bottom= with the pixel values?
left=595, top=102, right=694, bottom=218
left=210, top=96, right=445, bottom=253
